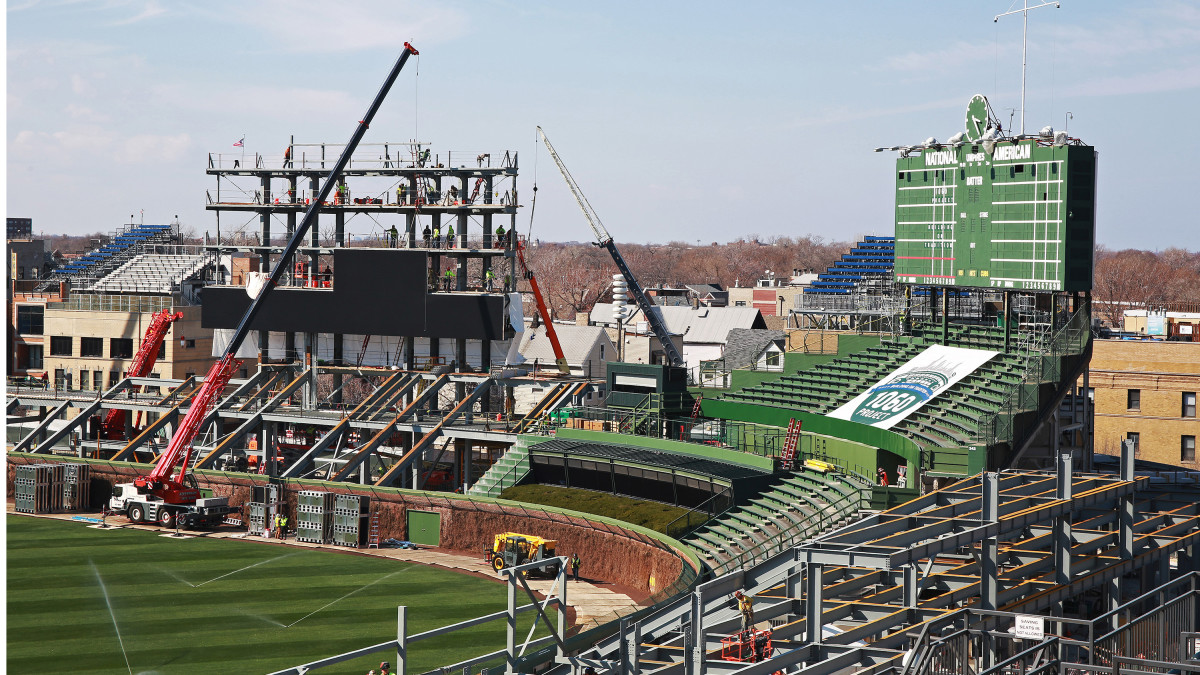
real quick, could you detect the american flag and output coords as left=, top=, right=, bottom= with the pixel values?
left=233, top=137, right=244, bottom=147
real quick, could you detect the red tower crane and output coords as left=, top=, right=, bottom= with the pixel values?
left=101, top=309, right=183, bottom=439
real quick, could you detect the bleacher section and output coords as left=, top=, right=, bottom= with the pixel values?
left=45, top=224, right=175, bottom=284
left=720, top=323, right=1038, bottom=454
left=804, top=235, right=894, bottom=296
left=683, top=470, right=865, bottom=575
left=89, top=253, right=213, bottom=294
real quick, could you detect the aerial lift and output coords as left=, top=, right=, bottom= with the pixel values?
left=101, top=308, right=184, bottom=439
left=108, top=43, right=420, bottom=526
left=515, top=238, right=570, bottom=374
left=536, top=127, right=684, bottom=368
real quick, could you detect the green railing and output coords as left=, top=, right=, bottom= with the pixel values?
left=973, top=303, right=1092, bottom=452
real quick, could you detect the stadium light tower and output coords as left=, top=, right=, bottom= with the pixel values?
left=995, top=0, right=1061, bottom=135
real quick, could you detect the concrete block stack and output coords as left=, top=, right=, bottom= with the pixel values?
left=332, top=494, right=369, bottom=548
left=295, top=490, right=334, bottom=544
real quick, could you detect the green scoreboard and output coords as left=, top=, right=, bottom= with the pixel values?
left=893, top=96, right=1097, bottom=292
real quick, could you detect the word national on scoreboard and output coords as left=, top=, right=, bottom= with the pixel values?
left=891, top=94, right=1096, bottom=293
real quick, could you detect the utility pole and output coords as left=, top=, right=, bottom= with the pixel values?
left=995, top=1, right=1061, bottom=134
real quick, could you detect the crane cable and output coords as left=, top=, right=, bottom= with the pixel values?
left=525, top=127, right=539, bottom=245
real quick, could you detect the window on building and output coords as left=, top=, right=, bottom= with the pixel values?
left=1127, top=432, right=1140, bottom=455
left=55, top=369, right=69, bottom=390
left=185, top=339, right=196, bottom=348
left=17, top=305, right=44, bottom=335
left=18, top=266, right=24, bottom=280
left=49, top=336, right=73, bottom=356
left=734, top=301, right=747, bottom=307
left=109, top=371, right=121, bottom=388
left=146, top=372, right=162, bottom=395
left=93, top=371, right=104, bottom=390
left=1184, top=436, right=1197, bottom=463
left=1127, top=389, right=1141, bottom=411
left=80, top=337, right=104, bottom=358
left=1185, top=392, right=1197, bottom=419
left=158, top=343, right=166, bottom=360
left=28, top=345, right=43, bottom=370
left=110, top=338, right=134, bottom=359
left=765, top=351, right=783, bottom=371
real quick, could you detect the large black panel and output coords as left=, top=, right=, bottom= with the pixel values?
left=201, top=249, right=506, bottom=339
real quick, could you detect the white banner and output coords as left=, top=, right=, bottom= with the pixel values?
left=828, top=344, right=999, bottom=429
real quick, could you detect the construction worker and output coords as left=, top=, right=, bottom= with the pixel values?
left=447, top=185, right=458, bottom=204
left=282, top=145, right=292, bottom=168
left=877, top=467, right=889, bottom=487
left=571, top=553, right=581, bottom=581
left=443, top=267, right=455, bottom=292
left=484, top=269, right=495, bottom=292
left=494, top=225, right=506, bottom=248
left=378, top=661, right=391, bottom=675
left=432, top=225, right=441, bottom=248
left=397, top=183, right=406, bottom=205
left=280, top=514, right=288, bottom=539
left=422, top=224, right=431, bottom=247
left=387, top=225, right=399, bottom=247
left=445, top=223, right=455, bottom=249
left=735, top=590, right=754, bottom=633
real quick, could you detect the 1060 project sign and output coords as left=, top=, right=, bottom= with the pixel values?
left=828, top=345, right=998, bottom=429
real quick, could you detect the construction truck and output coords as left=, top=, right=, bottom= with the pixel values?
left=109, top=480, right=235, bottom=528
left=487, top=532, right=561, bottom=575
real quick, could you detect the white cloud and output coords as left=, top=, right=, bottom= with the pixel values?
left=113, top=132, right=191, bottom=163
left=1064, top=64, right=1200, bottom=98
left=217, top=0, right=470, bottom=54
left=109, top=0, right=165, bottom=26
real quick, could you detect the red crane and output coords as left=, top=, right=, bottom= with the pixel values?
left=101, top=309, right=183, bottom=439
left=118, top=43, right=420, bottom=511
left=515, top=239, right=570, bottom=374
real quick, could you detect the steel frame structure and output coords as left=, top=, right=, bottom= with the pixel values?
left=556, top=442, right=1200, bottom=674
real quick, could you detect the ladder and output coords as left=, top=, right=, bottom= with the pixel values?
left=366, top=511, right=381, bottom=549
left=780, top=418, right=802, bottom=470
left=356, top=335, right=371, bottom=368
left=690, top=396, right=704, bottom=423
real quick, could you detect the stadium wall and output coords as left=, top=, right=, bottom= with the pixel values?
left=6, top=454, right=698, bottom=599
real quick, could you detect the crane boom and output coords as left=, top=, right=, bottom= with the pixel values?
left=138, top=43, right=420, bottom=503
left=515, top=239, right=570, bottom=374
left=102, top=309, right=183, bottom=438
left=536, top=126, right=684, bottom=368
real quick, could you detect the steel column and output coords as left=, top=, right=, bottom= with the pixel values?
left=807, top=563, right=824, bottom=643
left=1054, top=453, right=1072, bottom=586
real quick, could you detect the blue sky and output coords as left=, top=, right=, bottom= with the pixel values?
left=7, top=1, right=1199, bottom=250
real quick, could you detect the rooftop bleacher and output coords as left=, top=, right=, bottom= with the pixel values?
left=804, top=236, right=894, bottom=296
left=42, top=223, right=176, bottom=288
left=89, top=253, right=212, bottom=295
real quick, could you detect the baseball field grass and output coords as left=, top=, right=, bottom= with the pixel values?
left=7, top=515, right=545, bottom=674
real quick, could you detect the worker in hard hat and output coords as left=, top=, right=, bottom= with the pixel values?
left=734, top=590, right=754, bottom=633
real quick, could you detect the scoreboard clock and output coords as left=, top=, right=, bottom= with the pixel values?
left=892, top=95, right=1096, bottom=292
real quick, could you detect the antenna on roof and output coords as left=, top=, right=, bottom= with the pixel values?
left=994, top=0, right=1061, bottom=135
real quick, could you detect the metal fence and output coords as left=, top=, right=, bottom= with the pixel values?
left=972, top=302, right=1091, bottom=452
